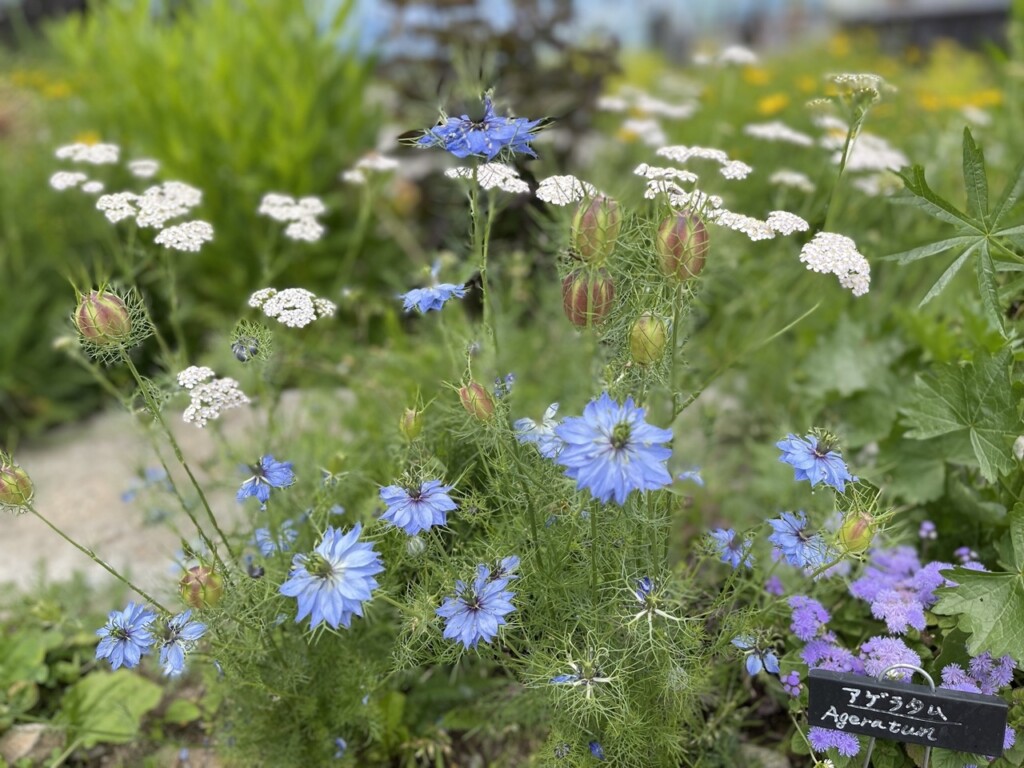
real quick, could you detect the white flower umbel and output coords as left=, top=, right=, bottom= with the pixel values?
left=711, top=211, right=776, bottom=241
left=799, top=232, right=871, bottom=297
left=154, top=220, right=214, bottom=252
left=833, top=132, right=908, bottom=173
left=852, top=171, right=903, bottom=197
left=621, top=117, right=667, bottom=147
left=743, top=121, right=814, bottom=147
left=766, top=211, right=809, bottom=236
left=536, top=175, right=597, bottom=206
left=720, top=160, right=753, bottom=180
left=55, top=142, right=120, bottom=164
left=656, top=144, right=751, bottom=180
left=445, top=163, right=530, bottom=194
left=596, top=95, right=629, bottom=112
left=81, top=181, right=104, bottom=194
left=769, top=169, right=816, bottom=193
left=128, top=159, right=160, bottom=178
left=257, top=193, right=325, bottom=222
left=341, top=169, right=367, bottom=185
left=249, top=287, right=336, bottom=328
left=50, top=171, right=88, bottom=191
left=177, top=366, right=249, bottom=428
left=717, top=44, right=758, bottom=65
left=633, top=163, right=699, bottom=184
left=135, top=181, right=203, bottom=228
left=340, top=152, right=399, bottom=184
left=96, top=192, right=140, bottom=223
left=283, top=217, right=325, bottom=242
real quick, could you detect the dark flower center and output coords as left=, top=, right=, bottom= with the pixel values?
left=611, top=422, right=632, bottom=450
left=307, top=554, right=335, bottom=580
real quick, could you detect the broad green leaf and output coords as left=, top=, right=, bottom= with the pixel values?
left=919, top=243, right=978, bottom=307
left=900, top=348, right=1020, bottom=481
left=991, top=154, right=1024, bottom=226
left=895, top=165, right=984, bottom=232
left=57, top=669, right=163, bottom=748
left=976, top=242, right=1006, bottom=335
left=962, top=127, right=989, bottom=222
left=882, top=236, right=977, bottom=264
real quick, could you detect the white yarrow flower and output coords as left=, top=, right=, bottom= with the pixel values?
left=536, top=175, right=597, bottom=206
left=766, top=211, right=809, bottom=235
left=621, top=117, right=667, bottom=147
left=135, top=181, right=203, bottom=228
left=154, top=220, right=214, bottom=252
left=769, top=169, right=816, bottom=193
left=717, top=45, right=758, bottom=65
left=633, top=163, right=699, bottom=184
left=354, top=152, right=399, bottom=173
left=834, top=133, right=908, bottom=172
left=341, top=169, right=367, bottom=185
left=249, top=287, right=336, bottom=328
left=799, top=232, right=870, bottom=297
left=720, top=160, right=753, bottom=180
left=711, top=211, right=776, bottom=241
left=81, top=181, right=105, bottom=194
left=445, top=163, right=529, bottom=194
left=50, top=171, right=88, bottom=191
left=54, top=142, right=120, bottom=165
left=128, top=159, right=160, bottom=178
left=177, top=366, right=249, bottom=428
left=743, top=121, right=814, bottom=147
left=96, top=192, right=140, bottom=223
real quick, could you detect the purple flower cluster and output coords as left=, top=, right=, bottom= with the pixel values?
left=940, top=652, right=1016, bottom=695
left=808, top=726, right=860, bottom=757
left=787, top=596, right=829, bottom=641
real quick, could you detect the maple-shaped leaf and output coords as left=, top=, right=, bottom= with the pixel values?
left=899, top=347, right=1021, bottom=482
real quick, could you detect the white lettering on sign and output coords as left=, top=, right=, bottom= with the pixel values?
left=820, top=705, right=939, bottom=742
left=836, top=686, right=954, bottom=725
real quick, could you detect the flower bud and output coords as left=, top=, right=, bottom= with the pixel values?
left=837, top=512, right=874, bottom=554
left=571, top=195, right=621, bottom=265
left=1014, top=435, right=1024, bottom=462
left=179, top=565, right=224, bottom=608
left=459, top=381, right=495, bottom=420
left=656, top=212, right=709, bottom=281
left=406, top=535, right=427, bottom=557
left=561, top=269, right=615, bottom=328
left=629, top=313, right=668, bottom=365
left=399, top=408, right=423, bottom=441
left=0, top=454, right=33, bottom=510
left=74, top=290, right=132, bottom=345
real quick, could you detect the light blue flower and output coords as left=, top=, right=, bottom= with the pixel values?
left=237, top=455, right=295, bottom=504
left=333, top=737, right=347, bottom=759
left=709, top=528, right=753, bottom=569
left=279, top=523, right=384, bottom=630
left=417, top=96, right=543, bottom=160
left=514, top=403, right=563, bottom=459
left=555, top=392, right=673, bottom=505
left=379, top=480, right=457, bottom=536
left=436, top=563, right=516, bottom=648
left=731, top=635, right=780, bottom=676
left=767, top=511, right=832, bottom=569
left=254, top=519, right=298, bottom=557
left=677, top=466, right=704, bottom=487
left=96, top=602, right=156, bottom=670
left=158, top=610, right=207, bottom=677
left=776, top=433, right=856, bottom=492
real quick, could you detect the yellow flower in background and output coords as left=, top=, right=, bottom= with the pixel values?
left=916, top=92, right=942, bottom=111
left=969, top=88, right=1003, bottom=108
left=616, top=125, right=640, bottom=143
left=757, top=93, right=789, bottom=116
left=42, top=81, right=71, bottom=99
left=796, top=75, right=818, bottom=94
left=828, top=33, right=851, bottom=57
left=74, top=130, right=102, bottom=145
left=742, top=67, right=771, bottom=86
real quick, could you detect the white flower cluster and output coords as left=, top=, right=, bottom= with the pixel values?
left=96, top=181, right=203, bottom=228
left=743, top=121, right=814, bottom=147
left=248, top=287, right=336, bottom=328
left=830, top=72, right=890, bottom=93
left=340, top=152, right=400, bottom=185
left=154, top=220, right=214, bottom=252
left=621, top=117, right=667, bottom=148
left=597, top=87, right=697, bottom=120
left=82, top=181, right=104, bottom=194
left=852, top=171, right=903, bottom=197
left=656, top=145, right=752, bottom=180
left=769, top=169, right=816, bottom=193
left=257, top=194, right=326, bottom=242
left=634, top=163, right=699, bottom=185
left=445, top=163, right=529, bottom=194
left=535, top=174, right=598, bottom=206
left=799, top=232, right=870, bottom=296
left=55, top=142, right=120, bottom=164
left=834, top=133, right=908, bottom=173
left=128, top=159, right=160, bottom=178
left=177, top=366, right=250, bottom=428
left=694, top=45, right=758, bottom=67
left=49, top=171, right=87, bottom=191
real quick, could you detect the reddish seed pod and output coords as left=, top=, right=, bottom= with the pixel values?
left=571, top=195, right=621, bottom=265
left=179, top=565, right=225, bottom=608
left=74, top=290, right=132, bottom=345
left=459, top=381, right=495, bottom=421
left=561, top=269, right=615, bottom=328
left=655, top=212, right=709, bottom=281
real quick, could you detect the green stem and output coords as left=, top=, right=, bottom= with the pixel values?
left=120, top=352, right=237, bottom=561
left=26, top=503, right=170, bottom=614
left=590, top=501, right=599, bottom=597
left=340, top=184, right=373, bottom=283
left=160, top=250, right=187, bottom=365
left=470, top=172, right=500, bottom=372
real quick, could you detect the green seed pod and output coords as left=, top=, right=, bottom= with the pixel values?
left=0, top=453, right=33, bottom=511
left=399, top=407, right=423, bottom=441
left=561, top=269, right=615, bottom=328
left=459, top=381, right=495, bottom=421
left=571, top=195, right=621, bottom=265
left=179, top=565, right=224, bottom=608
left=74, top=290, right=132, bottom=345
left=629, top=313, right=668, bottom=365
left=837, top=512, right=875, bottom=555
left=656, top=212, right=709, bottom=281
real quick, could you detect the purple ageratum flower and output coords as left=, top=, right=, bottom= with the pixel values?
left=776, top=433, right=856, bottom=492
left=254, top=519, right=297, bottom=557
left=237, top=455, right=295, bottom=504
left=417, top=96, right=543, bottom=160
left=940, top=663, right=981, bottom=693
left=954, top=545, right=980, bottom=564
left=767, top=511, right=831, bottom=569
left=968, top=653, right=1016, bottom=695
left=765, top=575, right=785, bottom=596
left=859, top=635, right=920, bottom=681
left=850, top=547, right=950, bottom=635
left=781, top=670, right=802, bottom=696
left=808, top=726, right=860, bottom=757
left=788, top=596, right=830, bottom=641
left=95, top=602, right=156, bottom=670
left=514, top=403, right=563, bottom=459
left=709, top=528, right=753, bottom=569
left=158, top=610, right=207, bottom=677
left=731, top=635, right=780, bottom=676
left=379, top=479, right=457, bottom=536
left=279, top=523, right=384, bottom=630
left=869, top=588, right=926, bottom=634
left=919, top=520, right=937, bottom=540
left=1006, top=725, right=1017, bottom=750
left=436, top=563, right=516, bottom=648
left=802, top=636, right=865, bottom=675
left=554, top=392, right=673, bottom=506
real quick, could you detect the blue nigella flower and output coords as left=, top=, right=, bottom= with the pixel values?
left=436, top=563, right=516, bottom=648
left=514, top=403, right=563, bottom=459
left=237, top=455, right=295, bottom=504
left=491, top=555, right=520, bottom=581
left=589, top=741, right=606, bottom=761
left=731, top=635, right=780, bottom=676
left=493, top=373, right=515, bottom=399
left=776, top=433, right=856, bottom=492
left=254, top=519, right=298, bottom=557
left=379, top=479, right=457, bottom=536
left=333, top=737, right=347, bottom=759
left=767, top=511, right=831, bottom=569
left=400, top=259, right=466, bottom=314
left=677, top=466, right=705, bottom=487
left=279, top=523, right=384, bottom=630
left=709, top=528, right=753, bottom=569
left=95, top=601, right=156, bottom=670
left=417, top=96, right=543, bottom=160
left=554, top=392, right=673, bottom=506
left=158, top=609, right=207, bottom=677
